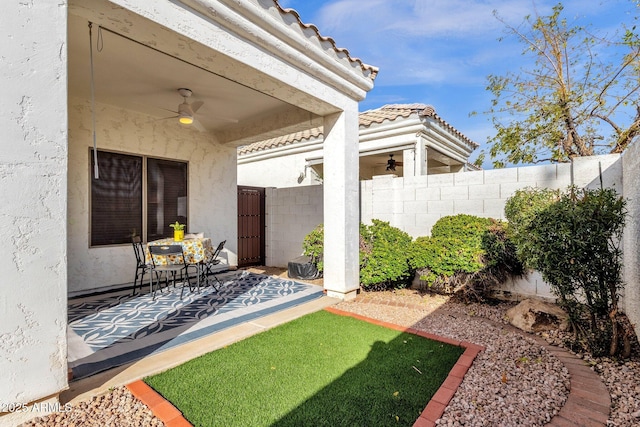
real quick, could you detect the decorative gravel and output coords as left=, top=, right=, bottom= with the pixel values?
left=336, top=295, right=570, bottom=427
left=17, top=287, right=640, bottom=427
left=19, top=386, right=163, bottom=427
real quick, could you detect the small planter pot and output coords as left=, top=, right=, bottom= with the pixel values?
left=174, top=230, right=184, bottom=242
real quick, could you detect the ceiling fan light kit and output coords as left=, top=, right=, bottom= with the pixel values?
left=178, top=103, right=194, bottom=124
left=177, top=88, right=195, bottom=125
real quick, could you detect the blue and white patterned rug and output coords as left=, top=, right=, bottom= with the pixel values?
left=67, top=271, right=324, bottom=380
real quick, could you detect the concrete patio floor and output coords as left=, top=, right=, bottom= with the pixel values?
left=61, top=293, right=339, bottom=406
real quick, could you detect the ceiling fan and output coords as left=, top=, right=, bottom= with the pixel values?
left=154, top=88, right=206, bottom=131
left=169, top=88, right=204, bottom=129
left=384, top=154, right=403, bottom=171
left=158, top=88, right=238, bottom=131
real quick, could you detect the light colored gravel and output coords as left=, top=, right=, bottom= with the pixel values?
left=335, top=296, right=570, bottom=427
left=18, top=386, right=163, bottom=427
left=341, top=289, right=640, bottom=427
left=17, top=288, right=640, bottom=427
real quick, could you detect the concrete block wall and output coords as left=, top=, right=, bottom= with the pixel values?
left=265, top=185, right=323, bottom=267
left=623, top=145, right=640, bottom=336
left=360, top=156, right=619, bottom=239
left=266, top=154, right=635, bottom=311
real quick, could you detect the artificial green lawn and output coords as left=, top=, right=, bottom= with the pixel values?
left=144, top=310, right=464, bottom=427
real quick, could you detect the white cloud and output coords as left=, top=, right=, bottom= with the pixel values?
left=306, top=0, right=543, bottom=87
left=315, top=0, right=536, bottom=39
left=283, top=0, right=636, bottom=159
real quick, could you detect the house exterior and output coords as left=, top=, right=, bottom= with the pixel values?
left=1, top=0, right=376, bottom=421
left=238, top=103, right=479, bottom=188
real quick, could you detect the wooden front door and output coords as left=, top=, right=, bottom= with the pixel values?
left=237, top=186, right=265, bottom=267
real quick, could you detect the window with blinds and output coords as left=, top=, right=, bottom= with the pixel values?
left=147, top=158, right=188, bottom=241
left=90, top=150, right=188, bottom=247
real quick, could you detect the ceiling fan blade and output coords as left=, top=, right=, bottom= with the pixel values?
left=192, top=119, right=207, bottom=132
left=377, top=161, right=404, bottom=165
left=153, top=115, right=179, bottom=122
left=189, top=100, right=239, bottom=124
left=191, top=101, right=204, bottom=113
left=158, top=107, right=179, bottom=115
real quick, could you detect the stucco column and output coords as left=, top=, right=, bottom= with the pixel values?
left=322, top=108, right=360, bottom=300
left=0, top=0, right=69, bottom=419
left=402, top=149, right=413, bottom=177
left=414, top=132, right=428, bottom=176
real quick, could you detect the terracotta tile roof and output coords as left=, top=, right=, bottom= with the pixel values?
left=358, top=103, right=436, bottom=126
left=273, top=0, right=378, bottom=81
left=238, top=104, right=478, bottom=155
left=238, top=127, right=324, bottom=155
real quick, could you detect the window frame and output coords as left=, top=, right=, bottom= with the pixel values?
left=89, top=148, right=189, bottom=248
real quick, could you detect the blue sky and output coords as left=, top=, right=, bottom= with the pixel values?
left=277, top=0, right=638, bottom=168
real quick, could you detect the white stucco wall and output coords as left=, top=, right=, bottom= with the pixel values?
left=623, top=142, right=640, bottom=335
left=1, top=0, right=373, bottom=419
left=0, top=0, right=69, bottom=410
left=238, top=149, right=322, bottom=188
left=67, top=99, right=238, bottom=294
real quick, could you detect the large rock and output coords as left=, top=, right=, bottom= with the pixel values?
left=506, top=299, right=570, bottom=333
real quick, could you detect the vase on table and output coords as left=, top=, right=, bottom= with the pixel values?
left=169, top=221, right=186, bottom=242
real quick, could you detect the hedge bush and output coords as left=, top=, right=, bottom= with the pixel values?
left=359, top=219, right=413, bottom=290
left=303, top=215, right=522, bottom=298
left=302, top=223, right=324, bottom=272
left=503, top=187, right=561, bottom=269
left=408, top=215, right=522, bottom=299
left=303, top=220, right=413, bottom=290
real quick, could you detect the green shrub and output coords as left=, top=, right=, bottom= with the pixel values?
left=409, top=215, right=488, bottom=292
left=408, top=215, right=522, bottom=299
left=303, top=215, right=522, bottom=299
left=302, top=224, right=324, bottom=272
left=505, top=186, right=628, bottom=357
left=482, top=220, right=525, bottom=279
left=408, top=236, right=483, bottom=284
left=303, top=220, right=413, bottom=290
left=359, top=220, right=413, bottom=290
left=504, top=187, right=561, bottom=268
left=431, top=214, right=492, bottom=242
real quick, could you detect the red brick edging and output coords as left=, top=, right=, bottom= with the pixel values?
left=126, top=381, right=193, bottom=427
left=323, top=306, right=485, bottom=427
left=127, top=300, right=610, bottom=427
left=340, top=298, right=612, bottom=426
left=127, top=306, right=482, bottom=427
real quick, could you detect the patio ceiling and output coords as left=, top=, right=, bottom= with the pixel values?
left=307, top=148, right=464, bottom=180
left=67, top=5, right=326, bottom=146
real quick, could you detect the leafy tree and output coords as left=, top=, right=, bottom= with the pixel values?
left=476, top=2, right=640, bottom=168
left=505, top=186, right=629, bottom=357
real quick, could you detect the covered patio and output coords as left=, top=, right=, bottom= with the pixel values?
left=2, top=0, right=377, bottom=421
left=63, top=268, right=334, bottom=404
left=67, top=270, right=325, bottom=380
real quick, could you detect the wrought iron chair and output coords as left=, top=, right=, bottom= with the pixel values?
left=148, top=244, right=199, bottom=300
left=201, top=240, right=226, bottom=289
left=131, top=236, right=149, bottom=296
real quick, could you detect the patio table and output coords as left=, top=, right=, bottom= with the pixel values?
left=145, top=237, right=213, bottom=265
